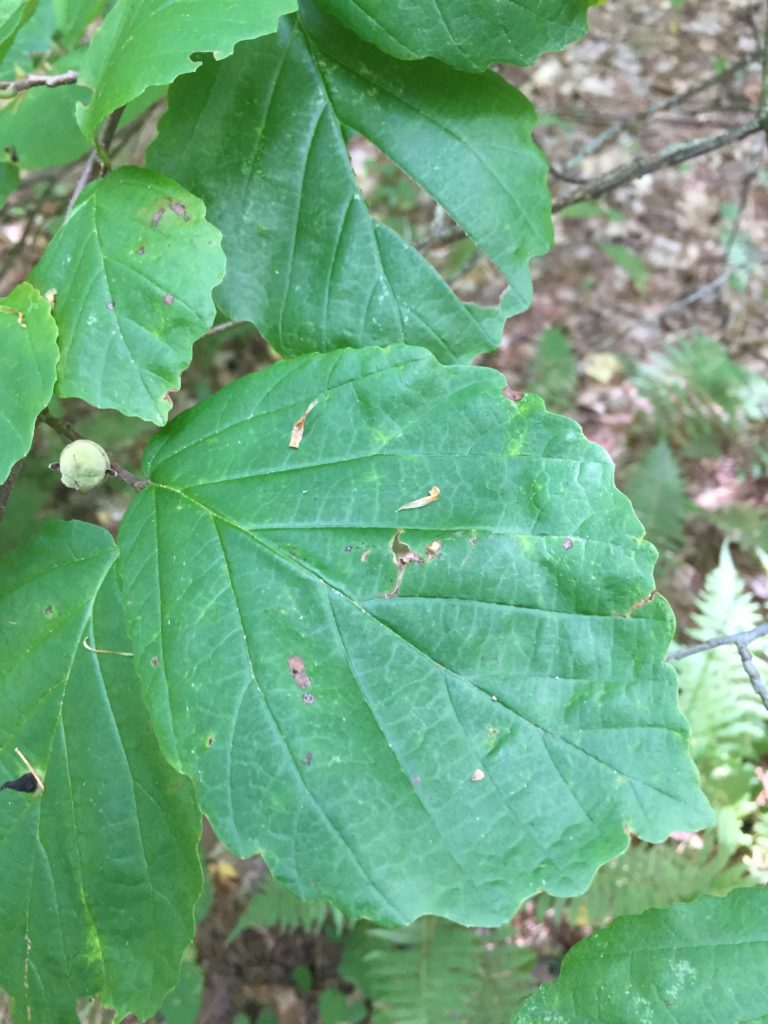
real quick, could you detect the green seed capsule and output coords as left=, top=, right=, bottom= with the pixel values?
left=58, top=440, right=110, bottom=492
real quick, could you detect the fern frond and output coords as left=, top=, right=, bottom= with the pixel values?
left=341, top=917, right=482, bottom=1024
left=623, top=440, right=687, bottom=551
left=468, top=932, right=537, bottom=1023
left=228, top=875, right=344, bottom=943
left=676, top=545, right=767, bottom=804
left=535, top=830, right=751, bottom=929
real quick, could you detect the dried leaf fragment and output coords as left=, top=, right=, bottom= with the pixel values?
left=289, top=399, right=318, bottom=449
left=396, top=486, right=440, bottom=512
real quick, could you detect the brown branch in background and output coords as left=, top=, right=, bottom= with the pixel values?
left=0, top=459, right=24, bottom=524
left=552, top=117, right=762, bottom=212
left=0, top=70, right=77, bottom=98
left=668, top=623, right=768, bottom=710
left=65, top=105, right=126, bottom=218
left=39, top=410, right=148, bottom=492
left=759, top=0, right=768, bottom=129
left=563, top=57, right=752, bottom=172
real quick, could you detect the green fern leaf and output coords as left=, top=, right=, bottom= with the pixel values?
left=228, top=875, right=344, bottom=942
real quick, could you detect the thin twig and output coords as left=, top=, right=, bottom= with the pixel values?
left=0, top=459, right=24, bottom=524
left=759, top=1, right=768, bottom=129
left=668, top=623, right=768, bottom=710
left=563, top=57, right=752, bottom=172
left=0, top=70, right=77, bottom=98
left=38, top=410, right=148, bottom=492
left=65, top=105, right=125, bottom=218
left=553, top=117, right=762, bottom=212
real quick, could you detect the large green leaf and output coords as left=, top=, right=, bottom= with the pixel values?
left=315, top=0, right=592, bottom=71
left=0, top=522, right=201, bottom=1023
left=0, top=282, right=58, bottom=484
left=0, top=0, right=37, bottom=60
left=30, top=166, right=225, bottom=425
left=0, top=53, right=92, bottom=170
left=118, top=346, right=712, bottom=925
left=52, top=0, right=106, bottom=46
left=149, top=8, right=550, bottom=361
left=512, top=887, right=768, bottom=1023
left=76, top=0, right=298, bottom=137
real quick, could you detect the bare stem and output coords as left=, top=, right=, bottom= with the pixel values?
left=553, top=117, right=762, bottom=212
left=0, top=459, right=24, bottom=525
left=65, top=105, right=126, bottom=217
left=668, top=623, right=768, bottom=710
left=0, top=70, right=77, bottom=98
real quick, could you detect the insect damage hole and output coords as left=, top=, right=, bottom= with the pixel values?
left=384, top=529, right=424, bottom=599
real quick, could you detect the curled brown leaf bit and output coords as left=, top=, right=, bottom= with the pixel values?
left=289, top=399, right=318, bottom=449
left=396, top=485, right=440, bottom=512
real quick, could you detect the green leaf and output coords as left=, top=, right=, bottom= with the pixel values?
left=30, top=166, right=225, bottom=425
left=528, top=326, right=577, bottom=412
left=158, top=947, right=204, bottom=1024
left=52, top=0, right=106, bottom=46
left=0, top=521, right=201, bottom=1022
left=601, top=241, right=650, bottom=293
left=0, top=282, right=58, bottom=484
left=149, top=8, right=551, bottom=361
left=0, top=53, right=91, bottom=171
left=76, top=0, right=298, bottom=137
left=622, top=441, right=687, bottom=552
left=314, top=0, right=591, bottom=71
left=118, top=346, right=712, bottom=925
left=0, top=0, right=37, bottom=60
left=512, top=888, right=768, bottom=1023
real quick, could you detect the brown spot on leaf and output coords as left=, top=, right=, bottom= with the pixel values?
left=411, top=774, right=421, bottom=786
left=503, top=385, right=524, bottom=401
left=562, top=537, right=574, bottom=550
left=163, top=294, right=174, bottom=306
left=106, top=300, right=115, bottom=311
left=206, top=735, right=214, bottom=747
left=344, top=545, right=353, bottom=552
left=361, top=548, right=371, bottom=562
left=302, top=752, right=313, bottom=766
left=617, top=590, right=657, bottom=618
left=470, top=769, right=485, bottom=783
left=151, top=208, right=165, bottom=228
left=44, top=606, right=53, bottom=617
left=150, top=655, right=159, bottom=667
left=136, top=246, right=145, bottom=255
left=425, top=540, right=443, bottom=560
left=302, top=692, right=315, bottom=705
left=288, top=655, right=312, bottom=690
left=169, top=200, right=190, bottom=221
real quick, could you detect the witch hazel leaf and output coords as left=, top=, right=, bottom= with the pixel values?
left=118, top=345, right=712, bottom=926
left=0, top=281, right=58, bottom=484
left=149, top=8, right=550, bottom=362
left=30, top=166, right=225, bottom=425
left=0, top=521, right=201, bottom=1023
left=76, top=0, right=298, bottom=138
left=314, top=0, right=593, bottom=71
left=512, top=888, right=768, bottom=1024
